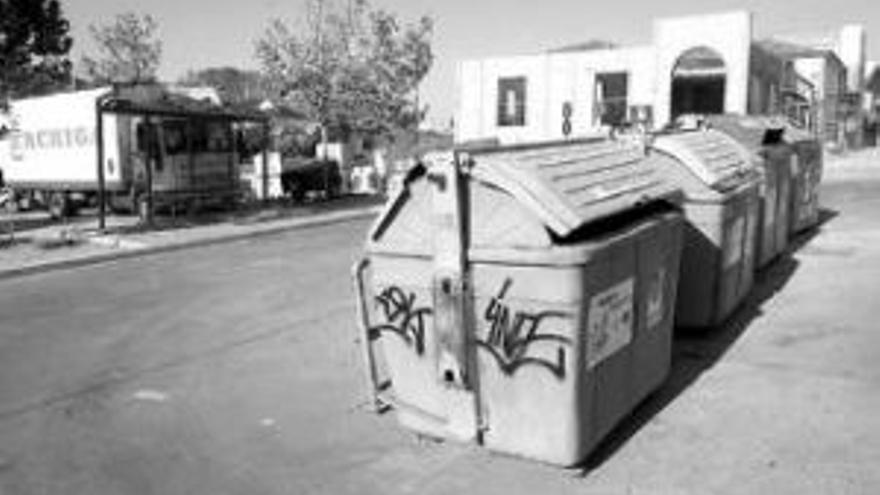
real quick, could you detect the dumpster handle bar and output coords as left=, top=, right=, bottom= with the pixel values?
left=352, top=257, right=391, bottom=413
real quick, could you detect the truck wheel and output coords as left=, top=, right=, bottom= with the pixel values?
left=48, top=192, right=70, bottom=219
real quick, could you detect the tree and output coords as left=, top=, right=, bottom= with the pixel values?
left=0, top=0, right=73, bottom=104
left=255, top=0, right=433, bottom=143
left=178, top=67, right=270, bottom=106
left=80, top=12, right=162, bottom=85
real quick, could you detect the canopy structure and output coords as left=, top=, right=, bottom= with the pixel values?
left=95, top=83, right=270, bottom=229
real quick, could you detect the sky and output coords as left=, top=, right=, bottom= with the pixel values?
left=63, top=0, right=880, bottom=128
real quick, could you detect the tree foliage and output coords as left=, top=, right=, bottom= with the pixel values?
left=81, top=12, right=162, bottom=85
left=0, top=0, right=73, bottom=102
left=255, top=0, right=433, bottom=141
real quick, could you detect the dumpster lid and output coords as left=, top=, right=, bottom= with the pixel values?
left=705, top=114, right=787, bottom=148
left=707, top=114, right=817, bottom=145
left=368, top=139, right=680, bottom=246
left=651, top=129, right=754, bottom=191
left=780, top=122, right=816, bottom=143
left=461, top=138, right=680, bottom=237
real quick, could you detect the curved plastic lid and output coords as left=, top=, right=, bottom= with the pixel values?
left=707, top=114, right=817, bottom=145
left=781, top=122, right=816, bottom=143
left=652, top=129, right=754, bottom=191
left=705, top=114, right=784, bottom=149
left=462, top=138, right=681, bottom=237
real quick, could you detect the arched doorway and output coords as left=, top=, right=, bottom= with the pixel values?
left=671, top=46, right=726, bottom=120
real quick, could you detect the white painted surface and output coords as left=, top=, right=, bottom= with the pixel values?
left=1, top=88, right=122, bottom=187
left=456, top=11, right=754, bottom=144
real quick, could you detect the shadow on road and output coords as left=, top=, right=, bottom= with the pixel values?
left=577, top=206, right=838, bottom=474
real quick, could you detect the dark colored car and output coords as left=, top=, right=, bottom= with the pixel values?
left=280, top=157, right=343, bottom=202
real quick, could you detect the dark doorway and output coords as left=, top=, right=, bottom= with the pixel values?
left=671, top=47, right=726, bottom=120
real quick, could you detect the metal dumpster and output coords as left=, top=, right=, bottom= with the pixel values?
left=651, top=129, right=760, bottom=329
left=354, top=138, right=684, bottom=466
left=706, top=115, right=793, bottom=268
left=783, top=123, right=823, bottom=234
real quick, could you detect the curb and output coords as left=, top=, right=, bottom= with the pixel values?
left=0, top=207, right=380, bottom=282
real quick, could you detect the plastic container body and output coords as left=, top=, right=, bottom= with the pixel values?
left=356, top=140, right=685, bottom=466
left=675, top=183, right=759, bottom=327
left=366, top=212, right=683, bottom=465
left=651, top=130, right=760, bottom=329
left=788, top=140, right=823, bottom=234
left=752, top=146, right=793, bottom=268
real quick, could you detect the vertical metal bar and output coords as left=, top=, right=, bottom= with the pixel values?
left=96, top=97, right=106, bottom=231
left=428, top=154, right=468, bottom=389
left=229, top=119, right=238, bottom=210
left=426, top=152, right=481, bottom=441
left=187, top=119, right=196, bottom=214
left=145, top=117, right=154, bottom=227
left=262, top=121, right=270, bottom=202
left=352, top=258, right=388, bottom=412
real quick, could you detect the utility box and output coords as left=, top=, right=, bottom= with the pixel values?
left=651, top=129, right=760, bottom=329
left=354, top=138, right=684, bottom=466
left=783, top=124, right=823, bottom=235
left=707, top=115, right=793, bottom=269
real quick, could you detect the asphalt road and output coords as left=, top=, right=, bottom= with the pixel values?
left=2, top=175, right=880, bottom=494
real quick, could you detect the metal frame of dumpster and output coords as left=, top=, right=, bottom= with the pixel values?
left=706, top=115, right=794, bottom=269
left=650, top=129, right=761, bottom=329
left=783, top=123, right=824, bottom=235
left=354, top=138, right=685, bottom=466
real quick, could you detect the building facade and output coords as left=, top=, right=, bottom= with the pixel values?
left=455, top=10, right=870, bottom=148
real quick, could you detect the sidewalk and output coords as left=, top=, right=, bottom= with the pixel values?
left=822, top=146, right=880, bottom=181
left=0, top=146, right=876, bottom=282
left=0, top=196, right=382, bottom=280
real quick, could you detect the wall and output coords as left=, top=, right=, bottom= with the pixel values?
left=838, top=25, right=866, bottom=94
left=794, top=55, right=849, bottom=143
left=653, top=11, right=753, bottom=125
left=456, top=47, right=655, bottom=144
left=748, top=44, right=788, bottom=115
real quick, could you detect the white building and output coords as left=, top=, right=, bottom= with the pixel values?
left=455, top=10, right=869, bottom=147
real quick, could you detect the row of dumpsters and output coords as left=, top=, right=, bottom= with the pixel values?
left=352, top=114, right=823, bottom=466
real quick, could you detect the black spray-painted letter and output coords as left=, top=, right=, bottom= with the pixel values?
left=476, top=278, right=572, bottom=378
left=370, top=286, right=432, bottom=355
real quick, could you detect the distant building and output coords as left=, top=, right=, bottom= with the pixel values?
left=863, top=62, right=880, bottom=145
left=166, top=85, right=223, bottom=105
left=456, top=10, right=873, bottom=148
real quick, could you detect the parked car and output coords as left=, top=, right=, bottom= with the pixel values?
left=280, top=157, right=342, bottom=202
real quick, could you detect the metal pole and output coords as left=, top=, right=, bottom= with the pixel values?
left=230, top=120, right=238, bottom=210
left=96, top=96, right=106, bottom=231
left=145, top=117, right=154, bottom=227
left=262, top=121, right=270, bottom=202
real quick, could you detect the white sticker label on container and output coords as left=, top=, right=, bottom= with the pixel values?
left=587, top=277, right=634, bottom=370
left=646, top=267, right=666, bottom=330
left=723, top=216, right=746, bottom=269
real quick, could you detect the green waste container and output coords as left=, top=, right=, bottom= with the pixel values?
left=650, top=129, right=761, bottom=329
left=706, top=115, right=793, bottom=269
left=354, top=138, right=684, bottom=465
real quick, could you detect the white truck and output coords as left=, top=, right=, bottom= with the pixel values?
left=0, top=87, right=243, bottom=218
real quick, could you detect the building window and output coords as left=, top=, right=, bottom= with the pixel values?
left=497, top=77, right=527, bottom=127
left=595, top=72, right=629, bottom=126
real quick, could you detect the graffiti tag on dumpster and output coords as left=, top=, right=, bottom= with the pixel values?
left=371, top=286, right=432, bottom=355
left=476, top=278, right=572, bottom=379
